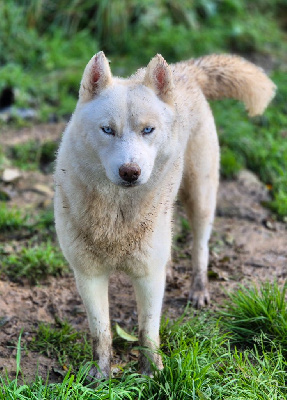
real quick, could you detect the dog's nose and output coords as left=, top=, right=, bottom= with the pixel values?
left=119, top=163, right=141, bottom=183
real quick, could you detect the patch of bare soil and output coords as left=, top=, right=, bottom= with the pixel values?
left=0, top=124, right=286, bottom=383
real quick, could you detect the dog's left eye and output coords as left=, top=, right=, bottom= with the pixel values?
left=142, top=126, right=155, bottom=135
left=101, top=126, right=115, bottom=135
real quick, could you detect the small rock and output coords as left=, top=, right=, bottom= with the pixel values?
left=0, top=316, right=11, bottom=327
left=2, top=168, right=21, bottom=183
left=263, top=218, right=277, bottom=231
left=237, top=170, right=264, bottom=190
left=0, top=106, right=37, bottom=121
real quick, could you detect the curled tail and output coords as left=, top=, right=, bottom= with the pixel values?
left=193, top=54, right=276, bottom=116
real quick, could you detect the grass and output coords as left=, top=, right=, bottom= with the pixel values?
left=0, top=241, right=68, bottom=284
left=1, top=286, right=287, bottom=398
left=29, top=319, right=92, bottom=368
left=213, top=69, right=287, bottom=218
left=220, top=281, right=287, bottom=350
left=7, top=139, right=58, bottom=171
left=1, top=1, right=287, bottom=216
left=34, top=208, right=55, bottom=231
left=0, top=203, right=27, bottom=232
left=1, top=0, right=286, bottom=119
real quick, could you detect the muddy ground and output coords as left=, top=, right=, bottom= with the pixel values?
left=0, top=123, right=286, bottom=383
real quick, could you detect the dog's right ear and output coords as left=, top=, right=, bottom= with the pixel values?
left=143, top=54, right=174, bottom=105
left=79, top=51, right=112, bottom=102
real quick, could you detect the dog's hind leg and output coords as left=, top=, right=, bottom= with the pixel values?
left=180, top=109, right=219, bottom=308
left=74, top=271, right=111, bottom=379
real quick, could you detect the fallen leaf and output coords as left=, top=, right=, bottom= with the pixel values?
left=115, top=323, right=138, bottom=342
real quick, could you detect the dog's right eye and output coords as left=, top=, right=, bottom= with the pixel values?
left=101, top=126, right=115, bottom=135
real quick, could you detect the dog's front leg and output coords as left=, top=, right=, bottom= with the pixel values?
left=132, top=269, right=166, bottom=376
left=74, top=271, right=111, bottom=379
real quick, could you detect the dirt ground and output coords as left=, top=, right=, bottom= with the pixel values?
left=0, top=123, right=286, bottom=383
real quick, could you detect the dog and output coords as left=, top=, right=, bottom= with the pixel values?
left=54, top=51, right=275, bottom=377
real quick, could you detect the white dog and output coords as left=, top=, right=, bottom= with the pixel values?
left=54, top=52, right=275, bottom=377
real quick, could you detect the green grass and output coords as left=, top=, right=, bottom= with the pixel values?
left=0, top=203, right=27, bottom=232
left=220, top=281, right=287, bottom=350
left=1, top=241, right=68, bottom=284
left=29, top=319, right=92, bottom=368
left=34, top=208, right=55, bottom=231
left=1, top=292, right=287, bottom=399
left=7, top=139, right=58, bottom=171
left=1, top=0, right=286, bottom=120
left=1, top=0, right=287, bottom=216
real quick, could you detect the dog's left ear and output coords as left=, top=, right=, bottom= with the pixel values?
left=143, top=54, right=174, bottom=105
left=79, top=51, right=112, bottom=102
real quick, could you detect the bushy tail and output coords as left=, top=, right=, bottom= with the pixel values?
left=193, top=54, right=276, bottom=116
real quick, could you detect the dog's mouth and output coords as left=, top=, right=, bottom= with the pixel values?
left=120, top=181, right=139, bottom=188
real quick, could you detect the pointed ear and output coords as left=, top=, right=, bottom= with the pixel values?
left=143, top=54, right=174, bottom=105
left=79, top=51, right=112, bottom=102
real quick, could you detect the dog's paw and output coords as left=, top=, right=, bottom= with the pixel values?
left=166, top=260, right=174, bottom=283
left=86, top=366, right=109, bottom=383
left=189, top=288, right=210, bottom=308
left=139, top=353, right=163, bottom=377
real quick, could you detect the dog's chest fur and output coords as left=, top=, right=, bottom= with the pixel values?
left=59, top=181, right=170, bottom=269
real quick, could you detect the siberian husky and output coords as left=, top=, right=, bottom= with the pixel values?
left=54, top=51, right=275, bottom=377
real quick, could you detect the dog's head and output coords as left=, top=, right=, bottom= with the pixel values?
left=75, top=51, right=176, bottom=188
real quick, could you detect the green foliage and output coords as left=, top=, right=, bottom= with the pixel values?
left=1, top=1, right=287, bottom=215
left=220, top=281, right=287, bottom=351
left=0, top=1, right=98, bottom=118
left=1, top=241, right=68, bottom=283
left=0, top=366, right=145, bottom=399
left=34, top=208, right=55, bottom=231
left=7, top=139, right=58, bottom=170
left=0, top=203, right=26, bottom=232
left=1, top=0, right=286, bottom=117
left=2, top=306, right=287, bottom=398
left=30, top=320, right=92, bottom=367
left=213, top=70, right=287, bottom=217
left=0, top=146, right=6, bottom=170
left=220, top=147, right=244, bottom=178
left=7, top=140, right=41, bottom=170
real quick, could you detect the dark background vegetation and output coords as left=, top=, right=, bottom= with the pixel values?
left=0, top=0, right=287, bottom=216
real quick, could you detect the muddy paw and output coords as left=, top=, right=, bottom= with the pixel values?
left=139, top=353, right=163, bottom=377
left=189, top=288, right=210, bottom=308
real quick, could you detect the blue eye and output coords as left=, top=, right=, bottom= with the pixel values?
left=101, top=126, right=115, bottom=135
left=142, top=126, right=155, bottom=135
